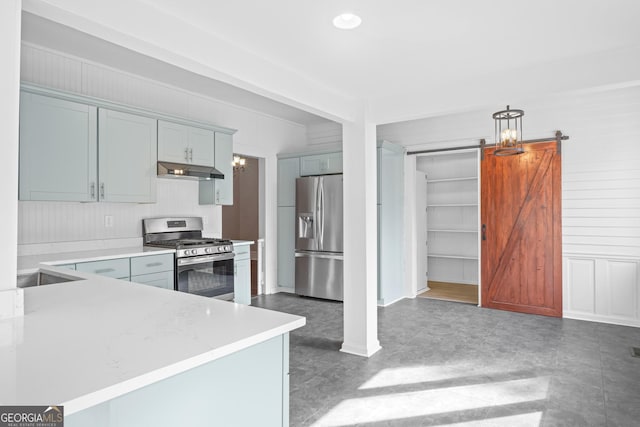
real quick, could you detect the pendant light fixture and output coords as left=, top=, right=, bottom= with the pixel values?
left=492, top=105, right=524, bottom=156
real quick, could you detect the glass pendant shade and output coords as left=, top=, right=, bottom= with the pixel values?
left=493, top=105, right=524, bottom=156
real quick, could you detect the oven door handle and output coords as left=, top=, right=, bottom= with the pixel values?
left=177, top=253, right=235, bottom=266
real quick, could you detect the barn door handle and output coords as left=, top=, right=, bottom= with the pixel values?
left=482, top=224, right=487, bottom=241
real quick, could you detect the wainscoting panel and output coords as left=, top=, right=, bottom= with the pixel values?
left=564, top=255, right=640, bottom=327
left=606, top=260, right=638, bottom=319
left=565, top=257, right=596, bottom=314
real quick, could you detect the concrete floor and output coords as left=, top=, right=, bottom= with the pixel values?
left=252, top=294, right=640, bottom=427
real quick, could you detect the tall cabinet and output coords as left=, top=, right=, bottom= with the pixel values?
left=417, top=150, right=480, bottom=287
left=377, top=141, right=405, bottom=306
left=276, top=157, right=301, bottom=292
left=276, top=142, right=405, bottom=305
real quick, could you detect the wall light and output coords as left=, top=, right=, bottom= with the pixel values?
left=232, top=155, right=246, bottom=172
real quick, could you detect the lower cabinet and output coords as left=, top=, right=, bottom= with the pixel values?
left=66, top=334, right=290, bottom=427
left=130, top=271, right=174, bottom=290
left=129, top=253, right=174, bottom=290
left=234, top=244, right=251, bottom=305
left=75, top=258, right=130, bottom=280
left=58, top=253, right=175, bottom=291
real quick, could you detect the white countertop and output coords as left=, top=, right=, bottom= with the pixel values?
left=1, top=272, right=305, bottom=414
left=17, top=246, right=175, bottom=273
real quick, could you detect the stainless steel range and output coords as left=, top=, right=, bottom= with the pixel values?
left=142, top=217, right=235, bottom=300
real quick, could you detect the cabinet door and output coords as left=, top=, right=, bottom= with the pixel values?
left=277, top=157, right=300, bottom=207
left=300, top=152, right=342, bottom=176
left=158, top=120, right=189, bottom=164
left=234, top=259, right=251, bottom=305
left=130, top=253, right=174, bottom=276
left=19, top=92, right=98, bottom=201
left=277, top=206, right=296, bottom=290
left=200, top=132, right=234, bottom=205
left=98, top=109, right=157, bottom=203
left=214, top=132, right=234, bottom=205
left=130, top=271, right=174, bottom=290
left=188, top=127, right=215, bottom=167
left=76, top=258, right=130, bottom=279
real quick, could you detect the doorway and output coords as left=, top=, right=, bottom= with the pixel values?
left=414, top=150, right=481, bottom=305
left=222, top=154, right=263, bottom=297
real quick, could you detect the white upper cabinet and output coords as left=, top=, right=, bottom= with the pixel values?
left=277, top=157, right=300, bottom=207
left=98, top=108, right=157, bottom=203
left=158, top=120, right=214, bottom=167
left=300, top=152, right=342, bottom=176
left=19, top=92, right=98, bottom=202
left=200, top=132, right=234, bottom=205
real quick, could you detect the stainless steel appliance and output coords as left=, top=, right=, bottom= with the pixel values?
left=295, top=174, right=343, bottom=301
left=142, top=217, right=235, bottom=300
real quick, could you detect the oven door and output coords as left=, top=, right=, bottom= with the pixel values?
left=176, top=253, right=235, bottom=299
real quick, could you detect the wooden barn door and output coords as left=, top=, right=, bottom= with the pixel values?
left=481, top=141, right=562, bottom=317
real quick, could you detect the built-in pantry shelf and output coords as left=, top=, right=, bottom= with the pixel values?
left=428, top=229, right=477, bottom=234
left=427, top=177, right=477, bottom=183
left=417, top=149, right=480, bottom=287
left=427, top=254, right=479, bottom=260
left=427, top=203, right=478, bottom=208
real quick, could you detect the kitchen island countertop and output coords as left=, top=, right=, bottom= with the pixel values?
left=1, top=273, right=305, bottom=414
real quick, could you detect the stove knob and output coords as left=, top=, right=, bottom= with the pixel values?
left=205, top=247, right=213, bottom=254
left=225, top=245, right=231, bottom=252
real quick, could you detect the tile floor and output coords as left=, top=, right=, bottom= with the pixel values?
left=252, top=294, right=640, bottom=427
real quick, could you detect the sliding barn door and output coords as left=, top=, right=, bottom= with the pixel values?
left=481, top=141, right=562, bottom=317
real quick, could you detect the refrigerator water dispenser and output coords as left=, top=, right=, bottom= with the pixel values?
left=298, top=213, right=315, bottom=239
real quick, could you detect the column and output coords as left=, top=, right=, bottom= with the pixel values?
left=0, top=0, right=23, bottom=319
left=341, top=108, right=381, bottom=357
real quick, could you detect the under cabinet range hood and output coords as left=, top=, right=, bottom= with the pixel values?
left=157, top=161, right=224, bottom=180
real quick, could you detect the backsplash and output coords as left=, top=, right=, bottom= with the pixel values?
left=18, top=178, right=220, bottom=255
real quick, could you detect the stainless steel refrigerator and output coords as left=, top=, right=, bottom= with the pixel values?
left=295, top=174, right=343, bottom=301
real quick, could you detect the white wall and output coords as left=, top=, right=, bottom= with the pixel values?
left=379, top=86, right=640, bottom=327
left=19, top=43, right=307, bottom=292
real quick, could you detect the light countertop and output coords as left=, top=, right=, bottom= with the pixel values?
left=1, top=271, right=305, bottom=414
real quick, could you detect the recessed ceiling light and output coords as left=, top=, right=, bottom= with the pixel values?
left=333, top=13, right=362, bottom=30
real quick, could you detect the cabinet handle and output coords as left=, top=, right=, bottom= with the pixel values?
left=95, top=268, right=115, bottom=274
left=184, top=147, right=189, bottom=162
left=189, top=148, right=193, bottom=162
left=146, top=262, right=163, bottom=267
left=100, top=183, right=105, bottom=199
left=216, top=189, right=220, bottom=204
left=482, top=224, right=487, bottom=241
left=90, top=182, right=96, bottom=199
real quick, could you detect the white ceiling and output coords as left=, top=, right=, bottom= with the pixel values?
left=20, top=0, right=640, bottom=125
left=20, top=13, right=331, bottom=126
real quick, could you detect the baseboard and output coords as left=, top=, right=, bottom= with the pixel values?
left=377, top=295, right=406, bottom=307
left=564, top=311, right=640, bottom=328
left=340, top=340, right=381, bottom=358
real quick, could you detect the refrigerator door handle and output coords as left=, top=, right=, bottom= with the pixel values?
left=295, top=251, right=344, bottom=261
left=319, top=177, right=324, bottom=250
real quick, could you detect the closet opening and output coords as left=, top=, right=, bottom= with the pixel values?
left=414, top=149, right=480, bottom=305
